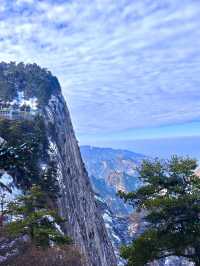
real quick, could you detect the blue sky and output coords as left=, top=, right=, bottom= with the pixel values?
left=1, top=0, right=200, bottom=148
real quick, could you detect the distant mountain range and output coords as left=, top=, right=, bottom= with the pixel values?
left=80, top=145, right=146, bottom=215
left=80, top=145, right=147, bottom=264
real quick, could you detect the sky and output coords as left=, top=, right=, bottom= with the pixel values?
left=0, top=0, right=200, bottom=156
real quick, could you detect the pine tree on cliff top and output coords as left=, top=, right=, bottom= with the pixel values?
left=119, top=156, right=200, bottom=266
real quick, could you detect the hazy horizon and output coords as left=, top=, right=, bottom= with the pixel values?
left=79, top=135, right=200, bottom=160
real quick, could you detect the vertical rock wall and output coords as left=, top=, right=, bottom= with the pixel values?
left=44, top=94, right=117, bottom=266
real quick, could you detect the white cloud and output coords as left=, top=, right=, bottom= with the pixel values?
left=16, top=0, right=34, bottom=5
left=0, top=0, right=200, bottom=139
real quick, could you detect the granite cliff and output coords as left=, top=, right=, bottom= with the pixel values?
left=0, top=62, right=116, bottom=266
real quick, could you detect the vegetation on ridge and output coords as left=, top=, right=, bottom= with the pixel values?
left=0, top=62, right=61, bottom=105
left=0, top=116, right=59, bottom=194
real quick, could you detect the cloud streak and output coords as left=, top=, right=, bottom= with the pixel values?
left=0, top=0, right=200, bottom=139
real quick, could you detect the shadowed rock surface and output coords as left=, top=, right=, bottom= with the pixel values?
left=44, top=95, right=116, bottom=266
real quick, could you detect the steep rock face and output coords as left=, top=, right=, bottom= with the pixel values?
left=43, top=95, right=116, bottom=266
left=0, top=62, right=116, bottom=266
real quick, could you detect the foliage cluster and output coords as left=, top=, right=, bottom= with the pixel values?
left=0, top=116, right=59, bottom=196
left=0, top=114, right=63, bottom=246
left=5, top=185, right=71, bottom=247
left=0, top=62, right=61, bottom=105
left=119, top=156, right=200, bottom=266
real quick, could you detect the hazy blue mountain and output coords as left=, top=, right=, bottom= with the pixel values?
left=85, top=136, right=200, bottom=160
left=80, top=146, right=147, bottom=264
left=81, top=145, right=146, bottom=215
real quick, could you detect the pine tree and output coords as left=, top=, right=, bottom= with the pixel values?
left=119, top=156, right=200, bottom=266
left=0, top=141, right=40, bottom=189
left=40, top=161, right=60, bottom=200
left=5, top=185, right=71, bottom=247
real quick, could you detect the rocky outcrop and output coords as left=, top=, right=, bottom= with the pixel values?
left=43, top=95, right=116, bottom=266
left=95, top=195, right=130, bottom=265
left=0, top=235, right=29, bottom=264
